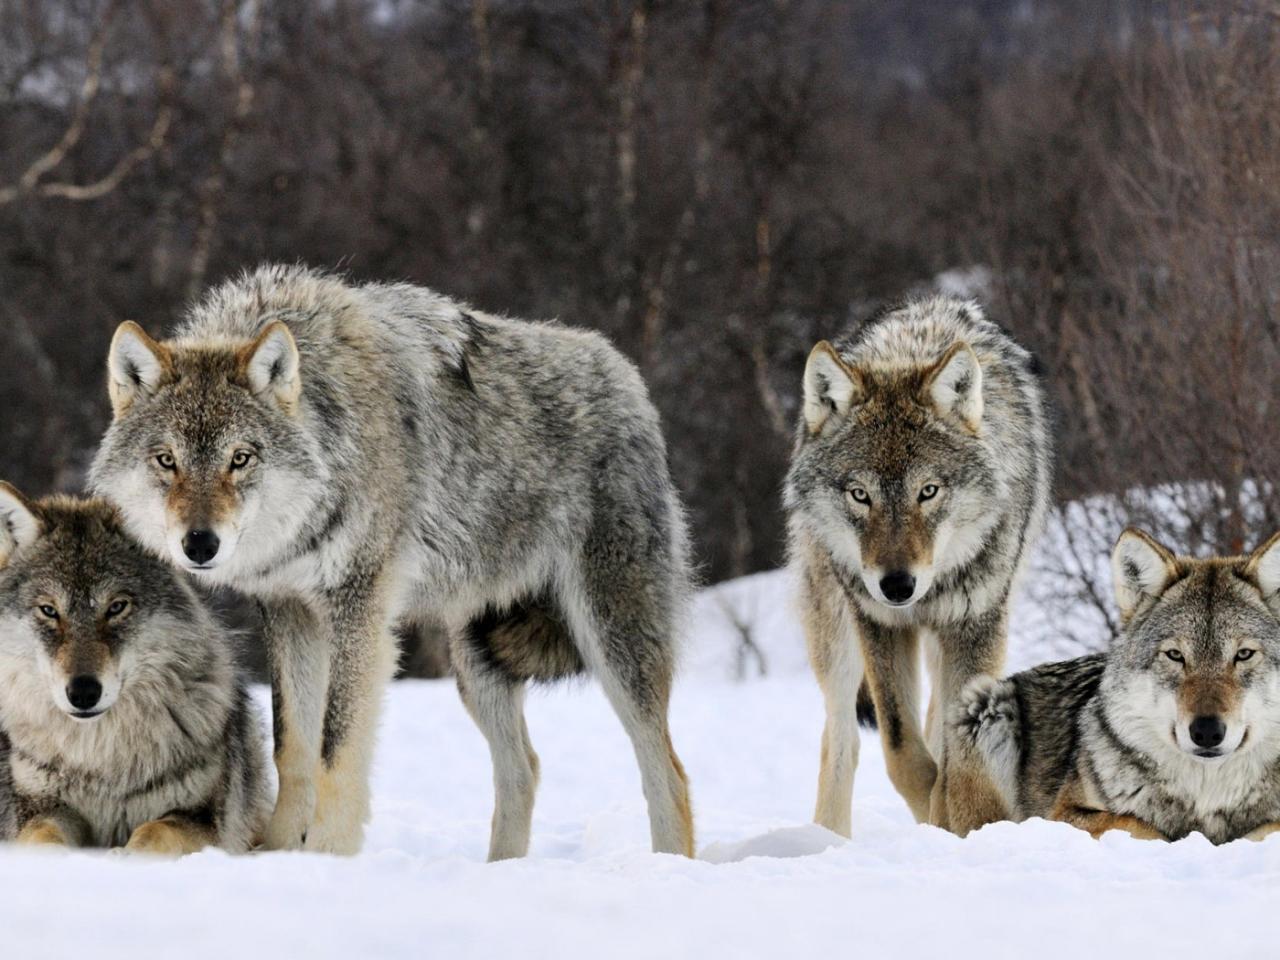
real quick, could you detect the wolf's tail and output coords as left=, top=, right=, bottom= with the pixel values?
left=950, top=673, right=1022, bottom=815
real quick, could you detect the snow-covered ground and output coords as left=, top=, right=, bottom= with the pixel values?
left=4, top=548, right=1279, bottom=959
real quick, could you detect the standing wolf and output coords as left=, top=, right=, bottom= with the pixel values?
left=955, top=528, right=1280, bottom=843
left=785, top=297, right=1050, bottom=835
left=0, top=488, right=270, bottom=853
left=90, top=265, right=694, bottom=858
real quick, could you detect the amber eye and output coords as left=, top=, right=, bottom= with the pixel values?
left=229, top=450, right=253, bottom=471
left=155, top=452, right=176, bottom=471
left=919, top=484, right=940, bottom=502
left=847, top=488, right=871, bottom=506
left=105, top=599, right=130, bottom=619
left=36, top=604, right=59, bottom=620
left=1236, top=648, right=1257, bottom=663
left=1165, top=649, right=1185, bottom=664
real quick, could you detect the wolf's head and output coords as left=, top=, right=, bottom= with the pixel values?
left=89, top=320, right=324, bottom=578
left=0, top=488, right=208, bottom=721
left=1106, top=528, right=1280, bottom=761
left=788, top=336, right=999, bottom=610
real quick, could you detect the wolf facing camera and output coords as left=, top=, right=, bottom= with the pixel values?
left=0, top=489, right=270, bottom=853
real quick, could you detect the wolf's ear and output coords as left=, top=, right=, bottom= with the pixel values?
left=1244, top=531, right=1280, bottom=600
left=0, top=483, right=40, bottom=567
left=1112, top=527, right=1179, bottom=622
left=924, top=341, right=983, bottom=432
left=803, top=341, right=863, bottom=434
left=108, top=321, right=171, bottom=418
left=241, top=321, right=301, bottom=414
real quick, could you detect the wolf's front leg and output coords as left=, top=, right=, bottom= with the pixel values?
left=303, top=572, right=399, bottom=856
left=15, top=808, right=90, bottom=848
left=125, top=816, right=217, bottom=856
left=860, top=618, right=936, bottom=823
left=932, top=609, right=1008, bottom=835
left=260, top=597, right=330, bottom=851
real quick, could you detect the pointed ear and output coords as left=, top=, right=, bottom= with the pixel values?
left=924, top=341, right=983, bottom=432
left=1244, top=531, right=1280, bottom=600
left=0, top=482, right=41, bottom=567
left=240, top=321, right=301, bottom=414
left=108, top=321, right=171, bottom=418
left=1112, top=527, right=1179, bottom=622
left=803, top=341, right=863, bottom=434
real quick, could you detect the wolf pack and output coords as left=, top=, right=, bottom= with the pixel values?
left=0, top=264, right=1277, bottom=858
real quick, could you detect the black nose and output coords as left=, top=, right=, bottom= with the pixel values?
left=879, top=570, right=916, bottom=604
left=66, top=675, right=102, bottom=711
left=1189, top=715, right=1227, bottom=748
left=182, top=529, right=220, bottom=565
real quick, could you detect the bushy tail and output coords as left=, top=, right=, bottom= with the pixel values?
left=950, top=674, right=1022, bottom=817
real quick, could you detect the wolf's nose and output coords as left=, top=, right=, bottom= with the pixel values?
left=182, top=529, right=220, bottom=565
left=67, top=675, right=102, bottom=711
left=1189, top=715, right=1227, bottom=748
left=879, top=570, right=916, bottom=604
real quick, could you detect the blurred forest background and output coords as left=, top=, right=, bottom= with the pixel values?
left=2, top=0, right=1278, bottom=669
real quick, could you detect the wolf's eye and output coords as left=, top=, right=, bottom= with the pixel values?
left=847, top=488, right=871, bottom=507
left=155, top=452, right=176, bottom=471
left=1165, top=649, right=1185, bottom=664
left=229, top=450, right=254, bottom=471
left=36, top=604, right=58, bottom=620
left=105, top=599, right=130, bottom=619
left=919, top=484, right=940, bottom=502
left=1236, top=648, right=1257, bottom=663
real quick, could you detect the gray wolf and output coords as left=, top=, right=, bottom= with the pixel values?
left=784, top=297, right=1051, bottom=835
left=89, top=264, right=694, bottom=858
left=0, top=488, right=270, bottom=853
left=955, top=527, right=1280, bottom=843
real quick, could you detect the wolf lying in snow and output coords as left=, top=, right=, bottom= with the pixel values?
left=0, top=488, right=270, bottom=853
left=956, top=527, right=1280, bottom=843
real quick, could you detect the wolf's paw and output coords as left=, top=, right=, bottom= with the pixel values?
left=262, top=782, right=315, bottom=851
left=15, top=819, right=72, bottom=847
left=262, top=812, right=308, bottom=851
left=124, top=819, right=210, bottom=857
left=300, top=813, right=364, bottom=856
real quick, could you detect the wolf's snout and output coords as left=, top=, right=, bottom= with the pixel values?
left=182, top=529, right=221, bottom=565
left=1189, top=715, right=1227, bottom=749
left=879, top=570, right=916, bottom=604
left=66, top=675, right=103, bottom=711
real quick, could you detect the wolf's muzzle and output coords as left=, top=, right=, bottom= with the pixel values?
left=182, top=528, right=221, bottom=565
left=1189, top=714, right=1227, bottom=750
left=67, top=675, right=103, bottom=712
left=879, top=570, right=917, bottom=604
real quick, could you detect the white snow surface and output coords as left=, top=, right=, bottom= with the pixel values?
left=3, top=560, right=1279, bottom=958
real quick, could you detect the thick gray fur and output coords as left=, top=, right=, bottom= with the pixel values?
left=89, top=264, right=695, bottom=857
left=0, top=495, right=270, bottom=851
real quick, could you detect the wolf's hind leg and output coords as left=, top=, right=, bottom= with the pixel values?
left=16, top=809, right=90, bottom=847
left=594, top=649, right=693, bottom=857
left=806, top=592, right=863, bottom=838
left=260, top=598, right=329, bottom=852
left=563, top=580, right=694, bottom=858
left=452, top=644, right=540, bottom=861
left=125, top=816, right=217, bottom=856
